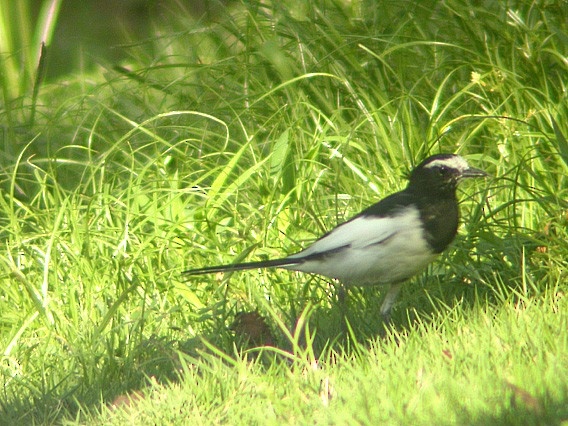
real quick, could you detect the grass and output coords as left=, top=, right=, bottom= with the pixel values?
left=1, top=0, right=567, bottom=424
left=0, top=0, right=62, bottom=126
left=88, top=297, right=567, bottom=425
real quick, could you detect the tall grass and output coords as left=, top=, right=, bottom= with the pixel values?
left=0, top=0, right=62, bottom=126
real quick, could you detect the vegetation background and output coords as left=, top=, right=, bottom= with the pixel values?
left=1, top=0, right=566, bottom=424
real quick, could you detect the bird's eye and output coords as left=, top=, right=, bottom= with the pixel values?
left=437, top=167, right=449, bottom=176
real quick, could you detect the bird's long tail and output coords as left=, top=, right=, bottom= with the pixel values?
left=182, top=258, right=301, bottom=276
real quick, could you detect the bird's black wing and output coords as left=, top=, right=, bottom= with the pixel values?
left=286, top=190, right=416, bottom=261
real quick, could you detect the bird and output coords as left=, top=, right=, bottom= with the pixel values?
left=183, top=153, right=487, bottom=321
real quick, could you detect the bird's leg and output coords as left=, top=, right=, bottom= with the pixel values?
left=379, top=282, right=403, bottom=324
left=335, top=282, right=350, bottom=337
left=336, top=282, right=346, bottom=309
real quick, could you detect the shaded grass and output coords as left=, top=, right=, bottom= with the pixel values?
left=86, top=293, right=568, bottom=425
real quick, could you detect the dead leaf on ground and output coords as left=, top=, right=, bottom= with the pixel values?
left=110, top=389, right=145, bottom=411
left=231, top=311, right=275, bottom=348
left=504, top=379, right=543, bottom=415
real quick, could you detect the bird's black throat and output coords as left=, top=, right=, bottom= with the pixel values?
left=416, top=195, right=460, bottom=253
left=405, top=163, right=463, bottom=253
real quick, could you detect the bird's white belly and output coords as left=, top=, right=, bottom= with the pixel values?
left=289, top=225, right=438, bottom=286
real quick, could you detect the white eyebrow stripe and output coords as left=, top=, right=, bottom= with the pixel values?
left=424, top=156, right=469, bottom=171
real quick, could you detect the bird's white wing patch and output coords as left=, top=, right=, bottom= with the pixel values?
left=285, top=206, right=435, bottom=285
left=288, top=207, right=420, bottom=259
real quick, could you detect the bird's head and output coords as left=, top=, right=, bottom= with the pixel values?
left=407, top=154, right=487, bottom=195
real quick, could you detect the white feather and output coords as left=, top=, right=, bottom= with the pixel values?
left=424, top=156, right=469, bottom=172
left=284, top=207, right=437, bottom=285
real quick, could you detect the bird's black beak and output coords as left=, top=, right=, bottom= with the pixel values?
left=462, top=167, right=489, bottom=178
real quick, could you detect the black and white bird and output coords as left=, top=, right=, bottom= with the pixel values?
left=183, top=154, right=487, bottom=320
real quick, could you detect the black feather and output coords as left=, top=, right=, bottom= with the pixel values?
left=182, top=257, right=300, bottom=275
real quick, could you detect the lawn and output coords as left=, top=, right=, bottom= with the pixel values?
left=1, top=1, right=567, bottom=424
